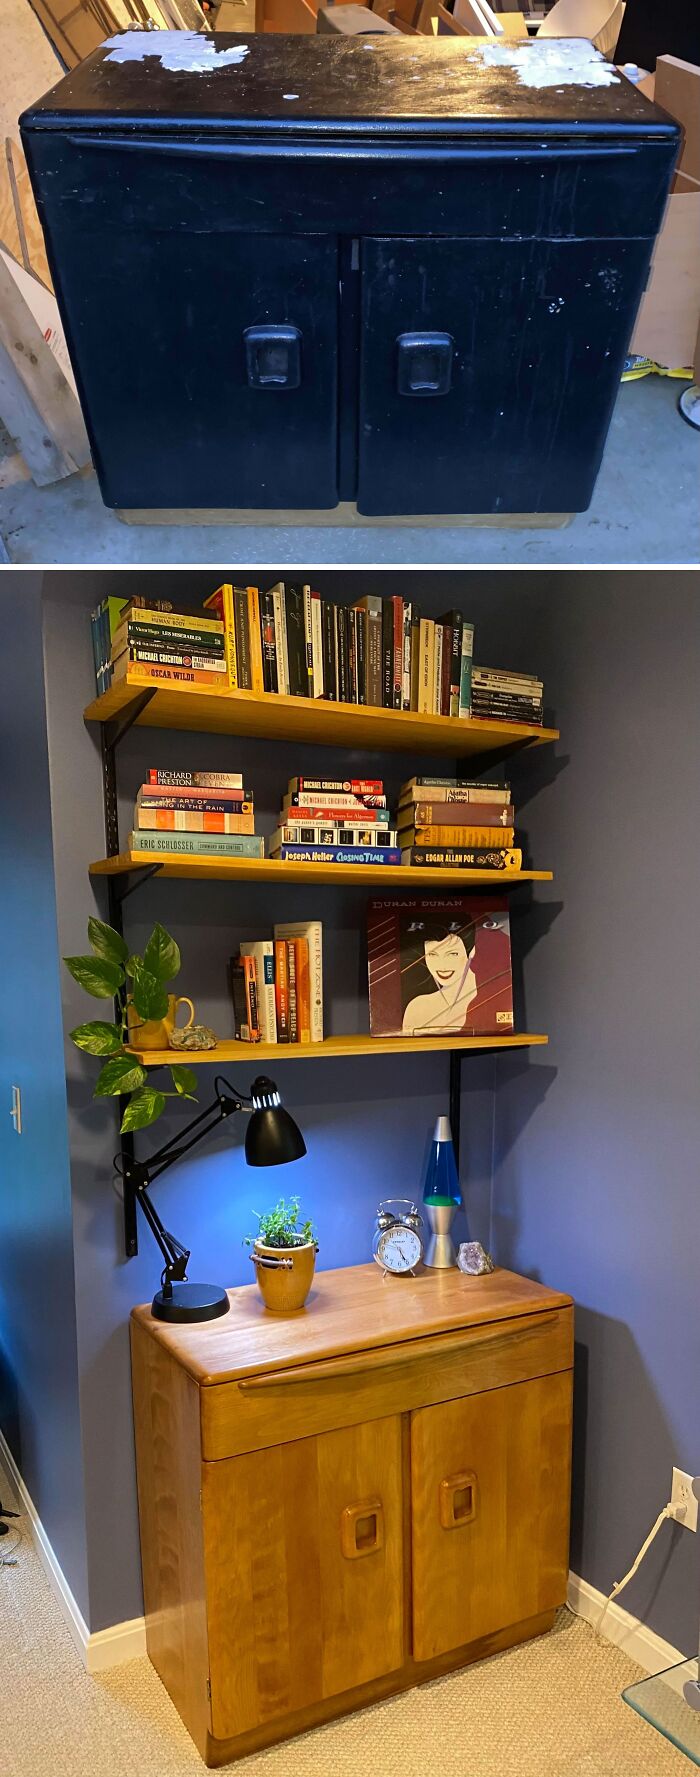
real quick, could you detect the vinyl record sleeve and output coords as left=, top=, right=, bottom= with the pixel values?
left=367, top=896, right=513, bottom=1038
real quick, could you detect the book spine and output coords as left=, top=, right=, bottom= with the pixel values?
left=402, top=847, right=523, bottom=869
left=400, top=776, right=509, bottom=794
left=240, top=943, right=277, bottom=1043
left=307, top=926, right=323, bottom=1041
left=272, top=825, right=398, bottom=847
left=248, top=588, right=264, bottom=694
left=440, top=622, right=452, bottom=717
left=473, top=671, right=543, bottom=694
left=432, top=624, right=443, bottom=716
left=355, top=607, right=367, bottom=705
left=417, top=619, right=433, bottom=714
left=244, top=953, right=260, bottom=1042
left=331, top=606, right=339, bottom=704
left=347, top=608, right=357, bottom=703
left=303, top=585, right=314, bottom=695
left=392, top=596, right=404, bottom=710
left=147, top=770, right=245, bottom=789
left=310, top=591, right=324, bottom=699
left=113, top=661, right=229, bottom=690
left=286, top=941, right=298, bottom=1044
left=135, top=810, right=256, bottom=834
left=260, top=589, right=277, bottom=695
left=381, top=599, right=393, bottom=707
left=283, top=805, right=389, bottom=825
left=409, top=606, right=421, bottom=712
left=274, top=941, right=290, bottom=1043
left=115, top=622, right=226, bottom=654
left=321, top=600, right=335, bottom=703
left=409, top=802, right=514, bottom=828
left=90, top=606, right=102, bottom=696
left=407, top=827, right=515, bottom=848
left=459, top=623, right=474, bottom=717
left=337, top=607, right=349, bottom=704
left=272, top=583, right=289, bottom=697
left=290, top=777, right=385, bottom=795
left=449, top=616, right=462, bottom=717
left=285, top=586, right=308, bottom=698
left=275, top=846, right=402, bottom=865
left=366, top=605, right=382, bottom=707
left=204, top=585, right=237, bottom=689
left=471, top=696, right=543, bottom=719
left=293, top=938, right=311, bottom=1044
left=128, top=830, right=264, bottom=857
left=119, top=608, right=223, bottom=633
left=119, top=647, right=228, bottom=673
left=233, top=588, right=252, bottom=690
left=230, top=957, right=258, bottom=1043
left=286, top=791, right=388, bottom=811
left=402, top=601, right=412, bottom=710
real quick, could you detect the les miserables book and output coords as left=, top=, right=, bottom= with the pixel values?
left=367, top=897, right=513, bottom=1038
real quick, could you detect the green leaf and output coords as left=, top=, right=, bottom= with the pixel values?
left=143, top=923, right=181, bottom=983
left=94, top=1054, right=148, bottom=1097
left=120, top=1087, right=167, bottom=1133
left=170, top=1065, right=198, bottom=1098
left=64, top=955, right=125, bottom=999
left=87, top=918, right=128, bottom=967
left=69, top=1021, right=124, bottom=1057
left=129, top=961, right=169, bottom=1023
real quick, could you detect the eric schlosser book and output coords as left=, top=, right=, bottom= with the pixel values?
left=367, top=897, right=513, bottom=1037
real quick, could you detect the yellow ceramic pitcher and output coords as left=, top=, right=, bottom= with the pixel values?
left=127, top=994, right=195, bottom=1051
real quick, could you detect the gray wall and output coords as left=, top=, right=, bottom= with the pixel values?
left=0, top=578, right=88, bottom=1621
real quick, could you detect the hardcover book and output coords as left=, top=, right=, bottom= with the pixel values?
left=367, top=897, right=513, bottom=1037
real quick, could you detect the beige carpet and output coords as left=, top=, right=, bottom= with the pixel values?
left=0, top=1479, right=689, bottom=1777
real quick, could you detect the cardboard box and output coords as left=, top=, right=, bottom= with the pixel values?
left=629, top=57, right=700, bottom=368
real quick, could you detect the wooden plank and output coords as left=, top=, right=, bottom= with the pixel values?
left=0, top=253, right=90, bottom=481
left=118, top=502, right=572, bottom=529
left=0, top=140, right=52, bottom=293
left=125, top=1032, right=549, bottom=1067
left=27, top=0, right=81, bottom=64
left=0, top=330, right=77, bottom=485
left=83, top=676, right=559, bottom=756
left=630, top=192, right=700, bottom=368
left=90, top=848, right=552, bottom=888
left=130, top=1264, right=573, bottom=1389
left=654, top=55, right=700, bottom=184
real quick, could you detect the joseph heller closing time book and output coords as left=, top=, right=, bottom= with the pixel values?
left=367, top=898, right=513, bottom=1038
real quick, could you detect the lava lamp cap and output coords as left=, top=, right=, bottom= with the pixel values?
left=434, top=1115, right=453, bottom=1144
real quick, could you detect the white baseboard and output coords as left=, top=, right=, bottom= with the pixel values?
left=568, top=1571, right=687, bottom=1692
left=0, top=1431, right=146, bottom=1673
left=0, top=1430, right=688, bottom=1684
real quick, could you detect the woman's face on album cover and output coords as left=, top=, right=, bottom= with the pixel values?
left=424, top=931, right=471, bottom=990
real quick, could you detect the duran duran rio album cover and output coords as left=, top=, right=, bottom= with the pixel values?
left=367, top=897, right=514, bottom=1038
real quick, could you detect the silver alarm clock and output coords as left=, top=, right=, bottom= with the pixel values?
left=372, top=1199, right=424, bottom=1276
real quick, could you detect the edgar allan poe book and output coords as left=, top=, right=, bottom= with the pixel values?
left=367, top=897, right=513, bottom=1038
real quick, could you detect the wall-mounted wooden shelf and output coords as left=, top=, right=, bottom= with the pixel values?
left=127, top=1032, right=549, bottom=1067
left=90, top=849, right=553, bottom=890
left=84, top=677, right=558, bottom=760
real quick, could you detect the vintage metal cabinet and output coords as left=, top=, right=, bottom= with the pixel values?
left=130, top=1263, right=573, bottom=1766
left=23, top=36, right=678, bottom=515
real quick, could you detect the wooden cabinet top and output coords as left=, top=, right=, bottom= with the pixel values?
left=131, top=1263, right=571, bottom=1388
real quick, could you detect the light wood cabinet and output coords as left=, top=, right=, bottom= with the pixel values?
left=131, top=1264, right=573, bottom=1767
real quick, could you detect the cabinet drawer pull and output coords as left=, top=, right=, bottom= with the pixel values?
left=397, top=331, right=454, bottom=397
left=340, top=1497, right=384, bottom=1560
left=244, top=324, right=302, bottom=391
left=236, top=1318, right=554, bottom=1392
left=439, top=1470, right=478, bottom=1530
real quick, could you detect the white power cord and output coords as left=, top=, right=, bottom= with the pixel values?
left=595, top=1502, right=676, bottom=1637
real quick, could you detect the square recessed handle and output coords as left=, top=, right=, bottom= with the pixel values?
left=439, top=1470, right=478, bottom=1530
left=397, top=331, right=454, bottom=397
left=340, top=1497, right=384, bottom=1559
left=244, top=324, right=302, bottom=390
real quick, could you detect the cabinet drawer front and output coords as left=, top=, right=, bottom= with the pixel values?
left=411, top=1371, right=573, bottom=1663
left=201, top=1307, right=573, bottom=1459
left=202, top=1416, right=404, bottom=1738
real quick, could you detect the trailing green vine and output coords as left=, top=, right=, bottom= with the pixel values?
left=64, top=918, right=197, bottom=1132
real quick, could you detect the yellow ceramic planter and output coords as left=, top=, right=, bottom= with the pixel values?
left=251, top=1240, right=316, bottom=1312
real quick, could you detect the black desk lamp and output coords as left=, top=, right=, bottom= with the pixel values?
left=117, top=1074, right=306, bottom=1325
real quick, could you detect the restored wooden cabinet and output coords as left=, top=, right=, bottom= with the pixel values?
left=131, top=1264, right=573, bottom=1767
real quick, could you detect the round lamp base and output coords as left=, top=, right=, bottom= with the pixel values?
left=151, top=1282, right=230, bottom=1324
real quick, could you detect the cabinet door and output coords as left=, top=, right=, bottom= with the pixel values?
left=202, top=1414, right=404, bottom=1739
left=357, top=235, right=651, bottom=515
left=411, top=1372, right=572, bottom=1663
left=48, top=226, right=339, bottom=510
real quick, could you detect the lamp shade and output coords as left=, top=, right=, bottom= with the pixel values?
left=245, top=1076, right=307, bottom=1168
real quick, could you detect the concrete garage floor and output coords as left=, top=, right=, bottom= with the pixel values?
left=1, top=374, right=698, bottom=566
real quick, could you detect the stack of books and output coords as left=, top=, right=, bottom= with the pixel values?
left=268, top=777, right=400, bottom=866
left=128, top=770, right=264, bottom=861
left=397, top=778, right=523, bottom=871
left=90, top=593, right=130, bottom=695
left=229, top=921, right=323, bottom=1045
left=110, top=601, right=229, bottom=694
left=471, top=666, right=544, bottom=726
left=205, top=583, right=474, bottom=715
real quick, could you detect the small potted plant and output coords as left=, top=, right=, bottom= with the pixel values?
left=244, top=1196, right=317, bottom=1312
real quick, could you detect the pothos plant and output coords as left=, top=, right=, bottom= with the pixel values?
left=63, top=918, right=198, bottom=1133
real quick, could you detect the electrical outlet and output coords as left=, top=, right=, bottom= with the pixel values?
left=670, top=1469, right=699, bottom=1532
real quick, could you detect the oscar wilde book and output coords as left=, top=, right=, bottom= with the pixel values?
left=367, top=897, right=513, bottom=1037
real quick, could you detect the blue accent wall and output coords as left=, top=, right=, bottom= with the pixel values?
left=0, top=578, right=88, bottom=1621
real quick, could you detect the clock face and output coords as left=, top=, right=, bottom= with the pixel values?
left=376, top=1224, right=422, bottom=1275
